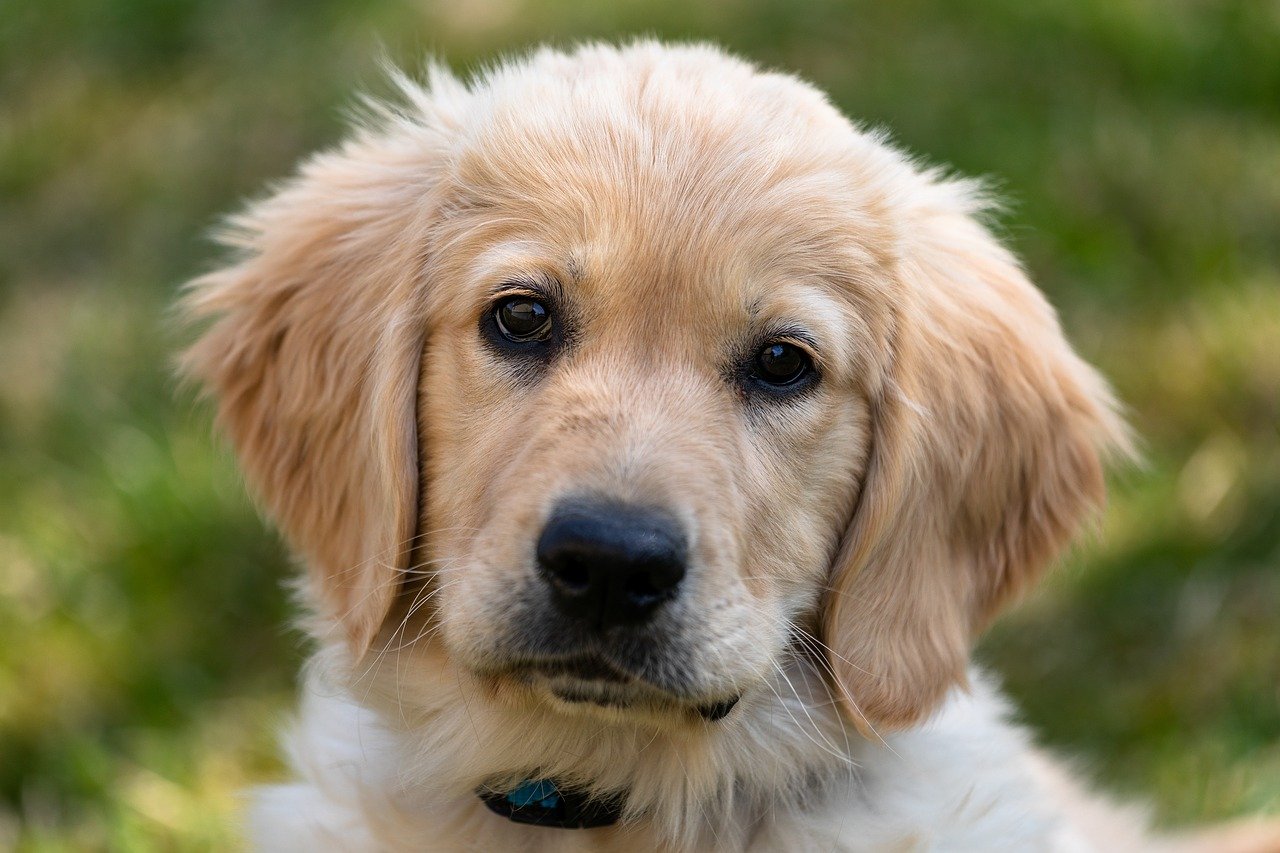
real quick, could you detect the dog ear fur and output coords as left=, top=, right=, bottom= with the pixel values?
left=822, top=182, right=1132, bottom=734
left=181, top=80, right=461, bottom=658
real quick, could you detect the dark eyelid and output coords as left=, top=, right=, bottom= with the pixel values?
left=481, top=278, right=559, bottom=330
left=761, top=327, right=823, bottom=369
left=486, top=275, right=560, bottom=303
left=479, top=276, right=565, bottom=364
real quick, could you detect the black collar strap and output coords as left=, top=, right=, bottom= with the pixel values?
left=478, top=778, right=624, bottom=829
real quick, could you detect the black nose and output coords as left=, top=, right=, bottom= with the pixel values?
left=536, top=501, right=688, bottom=629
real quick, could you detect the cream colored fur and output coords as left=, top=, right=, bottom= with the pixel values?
left=181, top=41, right=1280, bottom=852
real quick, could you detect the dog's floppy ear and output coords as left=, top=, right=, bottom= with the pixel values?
left=822, top=182, right=1131, bottom=733
left=181, top=83, right=459, bottom=658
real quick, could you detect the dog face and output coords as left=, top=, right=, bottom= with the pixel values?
left=417, top=139, right=878, bottom=719
left=183, top=43, right=1127, bottom=734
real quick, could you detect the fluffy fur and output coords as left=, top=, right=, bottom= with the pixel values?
left=181, top=41, right=1280, bottom=851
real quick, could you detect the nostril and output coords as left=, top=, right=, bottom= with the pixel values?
left=623, top=572, right=662, bottom=607
left=550, top=559, right=591, bottom=595
left=621, top=560, right=682, bottom=608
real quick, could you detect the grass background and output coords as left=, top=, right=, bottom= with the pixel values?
left=1, top=0, right=1277, bottom=847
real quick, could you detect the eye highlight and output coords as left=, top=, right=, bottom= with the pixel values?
left=493, top=295, right=553, bottom=342
left=750, top=340, right=814, bottom=388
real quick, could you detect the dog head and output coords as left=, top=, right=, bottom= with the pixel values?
left=183, top=42, right=1128, bottom=735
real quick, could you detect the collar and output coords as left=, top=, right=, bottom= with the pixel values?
left=478, top=778, right=625, bottom=829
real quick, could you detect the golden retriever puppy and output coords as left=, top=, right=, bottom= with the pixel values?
left=182, top=41, right=1279, bottom=852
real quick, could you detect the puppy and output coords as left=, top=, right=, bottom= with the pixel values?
left=182, top=41, right=1279, bottom=851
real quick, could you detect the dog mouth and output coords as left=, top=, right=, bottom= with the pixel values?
left=530, top=654, right=633, bottom=683
left=506, top=654, right=740, bottom=721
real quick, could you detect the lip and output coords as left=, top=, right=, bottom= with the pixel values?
left=525, top=654, right=634, bottom=684
left=532, top=658, right=652, bottom=712
left=498, top=655, right=742, bottom=722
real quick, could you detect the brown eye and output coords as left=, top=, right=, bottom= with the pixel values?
left=494, top=296, right=552, bottom=342
left=752, top=341, right=812, bottom=386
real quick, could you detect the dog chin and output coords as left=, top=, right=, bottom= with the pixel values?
left=544, top=676, right=651, bottom=709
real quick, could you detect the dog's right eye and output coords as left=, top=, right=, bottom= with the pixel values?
left=493, top=296, right=553, bottom=343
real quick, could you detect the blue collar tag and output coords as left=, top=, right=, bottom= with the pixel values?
left=478, top=778, right=624, bottom=829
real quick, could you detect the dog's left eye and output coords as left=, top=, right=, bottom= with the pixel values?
left=751, top=341, right=813, bottom=387
left=494, top=296, right=553, bottom=342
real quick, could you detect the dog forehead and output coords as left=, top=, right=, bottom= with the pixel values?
left=430, top=45, right=905, bottom=364
left=446, top=125, right=868, bottom=314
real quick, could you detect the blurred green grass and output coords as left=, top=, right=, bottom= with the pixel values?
left=1, top=0, right=1277, bottom=847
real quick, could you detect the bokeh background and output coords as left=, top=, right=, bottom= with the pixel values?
left=2, top=0, right=1278, bottom=847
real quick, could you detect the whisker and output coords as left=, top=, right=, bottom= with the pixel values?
left=745, top=605, right=896, bottom=752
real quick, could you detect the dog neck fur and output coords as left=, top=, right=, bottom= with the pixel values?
left=300, top=636, right=858, bottom=850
